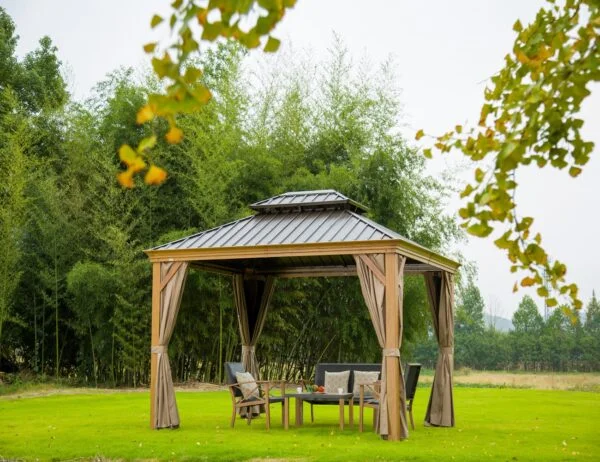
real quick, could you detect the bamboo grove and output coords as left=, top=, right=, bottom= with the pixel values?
left=1, top=9, right=598, bottom=387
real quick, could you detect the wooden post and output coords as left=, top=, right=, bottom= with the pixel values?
left=150, top=262, right=161, bottom=429
left=384, top=253, right=401, bottom=441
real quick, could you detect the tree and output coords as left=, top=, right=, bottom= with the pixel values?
left=455, top=280, right=486, bottom=335
left=585, top=291, right=600, bottom=333
left=420, top=0, right=598, bottom=311
left=513, top=295, right=544, bottom=333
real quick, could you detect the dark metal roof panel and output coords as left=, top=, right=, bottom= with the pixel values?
left=152, top=209, right=402, bottom=251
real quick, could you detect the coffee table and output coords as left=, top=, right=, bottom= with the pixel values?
left=291, top=392, right=354, bottom=430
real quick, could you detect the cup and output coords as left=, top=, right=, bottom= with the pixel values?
left=296, top=386, right=302, bottom=394
left=337, top=387, right=343, bottom=395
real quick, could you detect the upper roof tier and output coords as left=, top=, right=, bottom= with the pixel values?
left=249, top=190, right=368, bottom=214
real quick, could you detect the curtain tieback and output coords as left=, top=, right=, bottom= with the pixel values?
left=241, top=345, right=255, bottom=354
left=440, top=346, right=453, bottom=355
left=151, top=345, right=166, bottom=354
left=383, top=348, right=400, bottom=357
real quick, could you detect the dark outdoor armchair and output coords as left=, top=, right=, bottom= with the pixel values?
left=358, top=363, right=422, bottom=432
left=224, top=362, right=288, bottom=429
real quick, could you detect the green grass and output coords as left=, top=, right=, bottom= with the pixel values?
left=1, top=387, right=598, bottom=461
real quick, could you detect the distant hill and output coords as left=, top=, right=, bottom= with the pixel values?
left=484, top=314, right=513, bottom=332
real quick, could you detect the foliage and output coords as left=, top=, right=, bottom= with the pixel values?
left=416, top=288, right=600, bottom=372
left=419, top=0, right=599, bottom=312
left=118, top=0, right=296, bottom=187
left=0, top=6, right=460, bottom=387
left=1, top=388, right=600, bottom=460
left=455, top=278, right=486, bottom=334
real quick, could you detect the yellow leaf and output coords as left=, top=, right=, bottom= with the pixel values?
left=165, top=126, right=184, bottom=144
left=415, top=129, right=425, bottom=141
left=513, top=282, right=518, bottom=293
left=117, top=170, right=134, bottom=188
left=137, top=105, right=155, bottom=125
left=137, top=135, right=157, bottom=153
left=264, top=36, right=281, bottom=53
left=569, top=166, right=582, bottom=177
left=145, top=165, right=167, bottom=185
left=129, top=156, right=146, bottom=173
left=143, top=43, right=157, bottom=53
left=151, top=15, right=163, bottom=28
left=119, top=145, right=138, bottom=166
left=521, top=277, right=536, bottom=287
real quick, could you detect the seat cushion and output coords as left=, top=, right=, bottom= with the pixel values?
left=324, top=370, right=350, bottom=394
left=235, top=371, right=260, bottom=399
left=352, top=370, right=380, bottom=397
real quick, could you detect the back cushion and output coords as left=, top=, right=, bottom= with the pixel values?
left=352, top=370, right=380, bottom=397
left=324, top=370, right=350, bottom=393
left=235, top=371, right=260, bottom=399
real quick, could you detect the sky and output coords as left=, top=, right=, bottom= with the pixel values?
left=4, top=0, right=599, bottom=320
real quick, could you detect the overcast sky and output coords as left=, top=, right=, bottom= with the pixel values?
left=4, top=0, right=599, bottom=319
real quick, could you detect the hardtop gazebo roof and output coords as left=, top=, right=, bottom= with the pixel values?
left=146, top=190, right=458, bottom=275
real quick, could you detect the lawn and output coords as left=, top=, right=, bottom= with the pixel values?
left=0, top=387, right=598, bottom=461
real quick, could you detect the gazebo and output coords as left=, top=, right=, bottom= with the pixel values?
left=144, top=190, right=459, bottom=441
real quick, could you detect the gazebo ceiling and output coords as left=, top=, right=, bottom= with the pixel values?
left=146, top=190, right=459, bottom=275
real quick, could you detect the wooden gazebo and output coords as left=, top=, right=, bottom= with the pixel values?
left=144, top=190, right=459, bottom=441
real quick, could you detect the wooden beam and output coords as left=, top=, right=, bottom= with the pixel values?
left=404, top=263, right=440, bottom=274
left=258, top=265, right=357, bottom=278
left=384, top=253, right=401, bottom=441
left=144, top=239, right=460, bottom=274
left=150, top=262, right=161, bottom=429
left=189, top=261, right=240, bottom=276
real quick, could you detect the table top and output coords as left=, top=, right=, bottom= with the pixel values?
left=290, top=392, right=354, bottom=401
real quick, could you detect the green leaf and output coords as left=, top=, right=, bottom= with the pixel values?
left=151, top=15, right=163, bottom=28
left=143, top=43, right=157, bottom=53
left=569, top=166, right=582, bottom=177
left=513, top=19, right=523, bottom=32
left=137, top=135, right=157, bottom=153
left=264, top=36, right=281, bottom=53
left=202, top=22, right=223, bottom=41
left=467, top=223, right=494, bottom=237
left=415, top=129, right=425, bottom=141
left=460, top=184, right=474, bottom=198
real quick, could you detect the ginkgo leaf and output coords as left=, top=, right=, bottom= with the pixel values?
left=117, top=170, right=134, bottom=188
left=165, top=126, right=184, bottom=144
left=151, top=15, right=163, bottom=28
left=143, top=43, right=157, bottom=53
left=264, top=36, right=281, bottom=52
left=138, top=135, right=157, bottom=153
left=415, top=129, right=424, bottom=140
left=145, top=165, right=168, bottom=185
left=136, top=105, right=155, bottom=124
left=118, top=145, right=138, bottom=166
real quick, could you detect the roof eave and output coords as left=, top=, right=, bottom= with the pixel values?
left=144, top=239, right=460, bottom=274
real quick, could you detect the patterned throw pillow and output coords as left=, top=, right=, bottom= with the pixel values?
left=352, top=370, right=380, bottom=397
left=235, top=371, right=260, bottom=399
left=324, top=370, right=350, bottom=394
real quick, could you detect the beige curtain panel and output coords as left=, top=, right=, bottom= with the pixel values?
left=354, top=254, right=408, bottom=439
left=153, top=261, right=189, bottom=429
left=232, top=274, right=276, bottom=417
left=424, top=272, right=455, bottom=427
left=232, top=274, right=276, bottom=378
